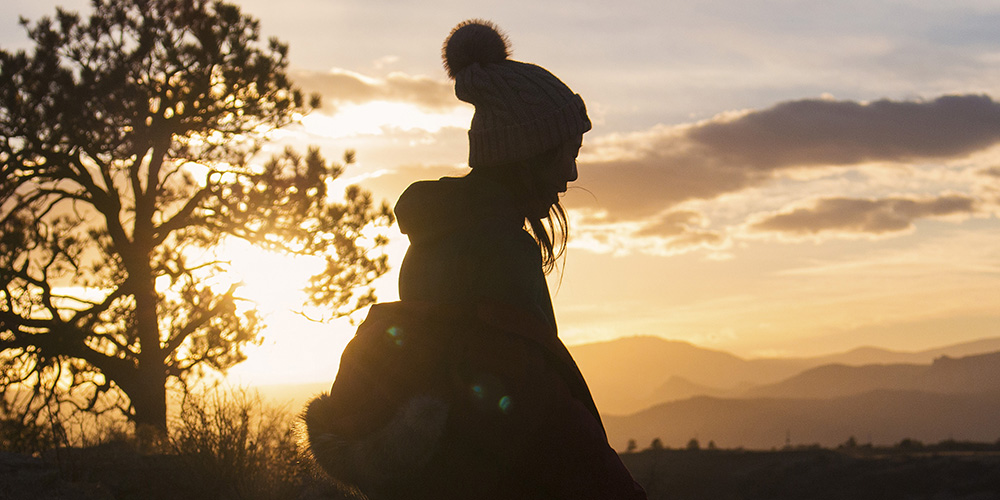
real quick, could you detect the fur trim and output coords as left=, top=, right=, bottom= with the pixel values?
left=304, top=393, right=449, bottom=493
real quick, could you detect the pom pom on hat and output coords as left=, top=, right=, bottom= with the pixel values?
left=442, top=19, right=510, bottom=79
left=442, top=19, right=591, bottom=168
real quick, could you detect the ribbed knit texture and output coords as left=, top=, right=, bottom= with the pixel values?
left=445, top=21, right=591, bottom=168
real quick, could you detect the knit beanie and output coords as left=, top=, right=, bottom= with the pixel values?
left=442, top=20, right=592, bottom=169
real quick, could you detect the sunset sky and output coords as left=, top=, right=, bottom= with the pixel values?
left=4, top=0, right=999, bottom=386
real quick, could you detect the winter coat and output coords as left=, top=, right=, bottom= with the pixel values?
left=395, top=174, right=557, bottom=331
left=305, top=174, right=646, bottom=499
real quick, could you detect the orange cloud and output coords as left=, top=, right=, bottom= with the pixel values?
left=569, top=209, right=729, bottom=257
left=635, top=210, right=707, bottom=237
left=569, top=94, right=1000, bottom=220
left=290, top=68, right=457, bottom=113
left=561, top=94, right=1000, bottom=253
left=748, top=194, right=980, bottom=238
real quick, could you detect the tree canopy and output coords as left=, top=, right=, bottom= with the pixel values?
left=0, top=0, right=393, bottom=433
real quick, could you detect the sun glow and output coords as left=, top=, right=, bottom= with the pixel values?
left=213, top=238, right=325, bottom=316
left=209, top=238, right=361, bottom=387
left=300, top=100, right=472, bottom=139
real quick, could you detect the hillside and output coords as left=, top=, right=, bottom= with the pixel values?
left=253, top=336, right=1000, bottom=447
left=747, top=351, right=1000, bottom=399
left=568, top=336, right=811, bottom=415
left=568, top=335, right=1000, bottom=415
left=602, top=348, right=1000, bottom=451
left=603, top=390, right=1000, bottom=451
left=650, top=376, right=735, bottom=402
left=788, top=337, right=1000, bottom=366
left=744, top=363, right=927, bottom=399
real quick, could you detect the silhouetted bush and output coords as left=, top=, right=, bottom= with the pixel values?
left=839, top=435, right=858, bottom=449
left=626, top=438, right=638, bottom=453
left=0, top=410, right=54, bottom=454
left=169, top=387, right=342, bottom=500
left=896, top=438, right=924, bottom=449
left=0, top=387, right=357, bottom=500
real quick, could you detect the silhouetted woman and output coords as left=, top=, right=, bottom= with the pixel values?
left=306, top=20, right=646, bottom=500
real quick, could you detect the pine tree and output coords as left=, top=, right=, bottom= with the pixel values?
left=0, top=0, right=393, bottom=435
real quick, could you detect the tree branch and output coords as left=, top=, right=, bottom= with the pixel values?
left=151, top=184, right=210, bottom=245
left=162, top=282, right=238, bottom=356
left=0, top=314, right=136, bottom=388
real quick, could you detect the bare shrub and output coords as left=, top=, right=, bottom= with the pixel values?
left=170, top=387, right=314, bottom=499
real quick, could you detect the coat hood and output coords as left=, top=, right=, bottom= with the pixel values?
left=394, top=175, right=523, bottom=244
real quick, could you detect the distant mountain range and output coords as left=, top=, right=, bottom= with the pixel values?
left=568, top=335, right=1000, bottom=415
left=257, top=334, right=1000, bottom=450
left=603, top=389, right=1000, bottom=451
left=569, top=336, right=1000, bottom=449
left=745, top=351, right=1000, bottom=399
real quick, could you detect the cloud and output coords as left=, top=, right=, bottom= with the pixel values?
left=748, top=194, right=980, bottom=238
left=635, top=210, right=707, bottom=237
left=569, top=94, right=1000, bottom=219
left=290, top=68, right=458, bottom=112
left=635, top=210, right=726, bottom=249
left=569, top=209, right=729, bottom=257
left=569, top=130, right=767, bottom=217
left=687, top=94, right=1000, bottom=169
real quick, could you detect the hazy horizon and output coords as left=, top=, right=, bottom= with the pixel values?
left=247, top=333, right=1000, bottom=450
left=248, top=332, right=1000, bottom=399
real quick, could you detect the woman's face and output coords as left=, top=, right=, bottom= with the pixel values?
left=535, top=135, right=583, bottom=214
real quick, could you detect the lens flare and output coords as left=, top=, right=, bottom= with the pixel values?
left=498, top=395, right=513, bottom=414
left=386, top=325, right=404, bottom=347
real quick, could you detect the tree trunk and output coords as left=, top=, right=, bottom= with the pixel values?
left=133, top=268, right=167, bottom=432
left=129, top=242, right=168, bottom=439
left=131, top=363, right=168, bottom=439
left=130, top=143, right=169, bottom=440
left=132, top=285, right=169, bottom=448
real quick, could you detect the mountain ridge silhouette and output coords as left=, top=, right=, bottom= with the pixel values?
left=255, top=334, right=1000, bottom=450
left=603, top=388, right=1000, bottom=450
left=568, top=335, right=1000, bottom=415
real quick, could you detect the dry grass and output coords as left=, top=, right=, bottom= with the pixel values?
left=0, top=386, right=361, bottom=500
